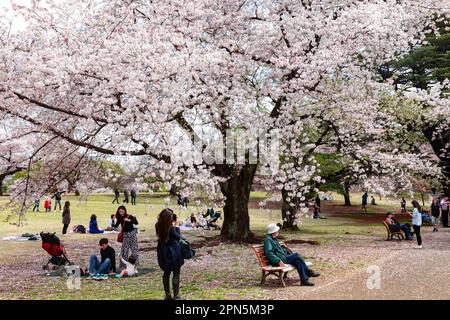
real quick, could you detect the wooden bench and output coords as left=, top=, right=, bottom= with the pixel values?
left=252, top=241, right=295, bottom=287
left=382, top=221, right=404, bottom=240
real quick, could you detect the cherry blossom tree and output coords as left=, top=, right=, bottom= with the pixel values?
left=0, top=0, right=445, bottom=240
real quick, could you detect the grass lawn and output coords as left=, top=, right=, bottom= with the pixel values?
left=0, top=191, right=421, bottom=300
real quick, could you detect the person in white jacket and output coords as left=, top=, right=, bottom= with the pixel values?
left=115, top=255, right=137, bottom=278
left=408, top=200, right=423, bottom=249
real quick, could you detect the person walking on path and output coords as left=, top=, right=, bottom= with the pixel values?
left=156, top=208, right=184, bottom=300
left=361, top=191, right=368, bottom=213
left=32, top=193, right=40, bottom=212
left=408, top=200, right=423, bottom=249
left=123, top=190, right=129, bottom=204
left=44, top=195, right=52, bottom=213
left=62, top=201, right=71, bottom=235
left=114, top=206, right=139, bottom=269
left=430, top=197, right=441, bottom=232
left=112, top=188, right=120, bottom=204
left=130, top=188, right=137, bottom=206
left=400, top=197, right=407, bottom=214
left=52, top=190, right=66, bottom=211
left=440, top=196, right=449, bottom=228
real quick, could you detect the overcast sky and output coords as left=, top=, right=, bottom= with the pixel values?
left=0, top=0, right=31, bottom=33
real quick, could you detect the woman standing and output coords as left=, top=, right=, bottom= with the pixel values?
left=62, top=201, right=71, bottom=234
left=114, top=206, right=139, bottom=269
left=156, top=208, right=184, bottom=300
left=408, top=200, right=423, bottom=249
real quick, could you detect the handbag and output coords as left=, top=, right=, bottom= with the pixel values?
left=117, top=231, right=124, bottom=243
left=180, top=239, right=195, bottom=259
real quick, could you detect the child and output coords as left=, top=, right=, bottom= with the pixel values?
left=115, top=255, right=137, bottom=278
left=44, top=196, right=52, bottom=213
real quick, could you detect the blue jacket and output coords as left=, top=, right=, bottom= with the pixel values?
left=89, top=220, right=104, bottom=234
left=157, top=227, right=184, bottom=272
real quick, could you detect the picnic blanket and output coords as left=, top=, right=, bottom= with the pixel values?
left=42, top=267, right=158, bottom=278
left=179, top=226, right=195, bottom=231
left=1, top=233, right=40, bottom=241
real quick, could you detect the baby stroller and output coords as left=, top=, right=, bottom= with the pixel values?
left=203, top=208, right=222, bottom=230
left=40, top=232, right=72, bottom=270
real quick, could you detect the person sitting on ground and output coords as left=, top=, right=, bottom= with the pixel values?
left=88, top=238, right=116, bottom=280
left=105, top=214, right=118, bottom=231
left=264, top=223, right=320, bottom=286
left=115, top=255, right=138, bottom=278
left=197, top=213, right=207, bottom=228
left=190, top=213, right=198, bottom=228
left=89, top=214, right=105, bottom=234
left=371, top=196, right=377, bottom=205
left=384, top=212, right=413, bottom=240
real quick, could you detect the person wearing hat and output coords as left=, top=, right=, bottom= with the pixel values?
left=263, top=223, right=320, bottom=286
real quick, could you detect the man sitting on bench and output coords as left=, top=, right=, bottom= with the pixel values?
left=264, top=223, right=320, bottom=286
left=385, top=212, right=413, bottom=240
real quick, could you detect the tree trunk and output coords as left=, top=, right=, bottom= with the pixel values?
left=219, top=164, right=257, bottom=242
left=281, top=188, right=300, bottom=231
left=343, top=183, right=351, bottom=206
left=0, top=174, right=5, bottom=196
left=169, top=184, right=178, bottom=196
left=421, top=193, right=425, bottom=207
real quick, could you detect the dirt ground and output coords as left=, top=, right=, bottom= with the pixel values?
left=0, top=200, right=448, bottom=300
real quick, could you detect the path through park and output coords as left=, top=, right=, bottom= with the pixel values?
left=280, top=229, right=450, bottom=300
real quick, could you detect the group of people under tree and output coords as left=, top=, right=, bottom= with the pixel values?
left=70, top=206, right=140, bottom=280
left=32, top=190, right=66, bottom=213
left=112, top=188, right=137, bottom=206
left=385, top=196, right=450, bottom=249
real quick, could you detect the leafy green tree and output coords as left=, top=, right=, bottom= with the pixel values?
left=379, top=17, right=450, bottom=196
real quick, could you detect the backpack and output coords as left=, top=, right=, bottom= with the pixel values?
left=73, top=225, right=86, bottom=233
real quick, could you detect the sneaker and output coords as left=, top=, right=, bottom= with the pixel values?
left=415, top=245, right=423, bottom=249
left=100, top=274, right=108, bottom=280
left=164, top=295, right=173, bottom=300
left=301, top=280, right=315, bottom=286
left=114, top=274, right=122, bottom=279
left=92, top=274, right=100, bottom=280
left=174, top=296, right=182, bottom=300
left=309, top=270, right=321, bottom=277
